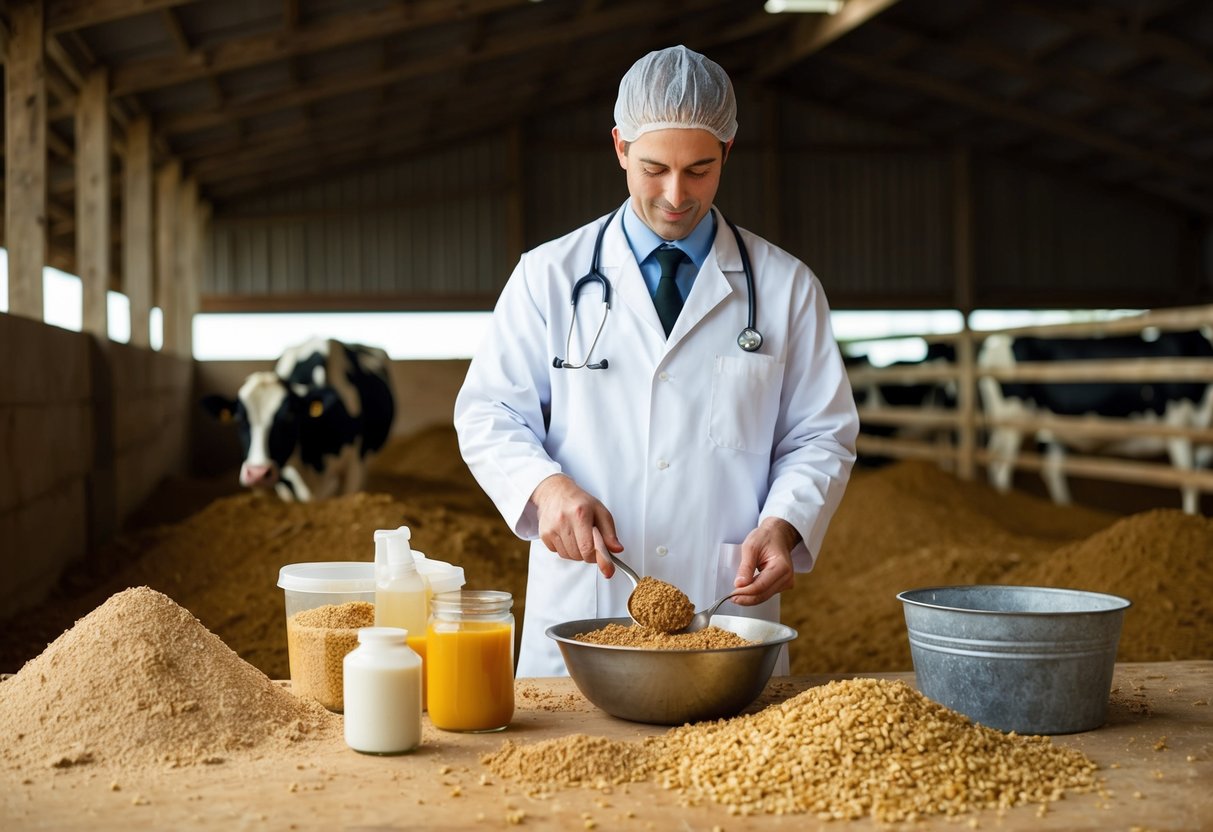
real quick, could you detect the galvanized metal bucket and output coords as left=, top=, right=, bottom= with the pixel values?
left=897, top=585, right=1131, bottom=735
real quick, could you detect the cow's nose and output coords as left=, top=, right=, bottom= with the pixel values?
left=240, top=463, right=277, bottom=487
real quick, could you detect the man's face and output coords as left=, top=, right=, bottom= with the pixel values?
left=613, top=127, right=731, bottom=241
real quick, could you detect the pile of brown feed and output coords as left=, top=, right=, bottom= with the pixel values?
left=0, top=587, right=335, bottom=771
left=1, top=427, right=1210, bottom=680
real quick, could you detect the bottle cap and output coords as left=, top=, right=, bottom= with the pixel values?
left=357, top=626, right=408, bottom=644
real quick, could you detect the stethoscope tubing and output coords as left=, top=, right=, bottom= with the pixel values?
left=554, top=208, right=761, bottom=370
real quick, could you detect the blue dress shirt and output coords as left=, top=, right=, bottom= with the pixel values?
left=622, top=203, right=717, bottom=302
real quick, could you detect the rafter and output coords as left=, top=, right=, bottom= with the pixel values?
left=1012, top=1, right=1213, bottom=77
left=109, top=0, right=529, bottom=96
left=870, top=20, right=1213, bottom=136
left=155, top=0, right=728, bottom=137
left=817, top=48, right=1213, bottom=190
left=46, top=0, right=193, bottom=34
left=753, top=0, right=901, bottom=81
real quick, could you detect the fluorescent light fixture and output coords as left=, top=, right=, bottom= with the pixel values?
left=765, top=0, right=844, bottom=13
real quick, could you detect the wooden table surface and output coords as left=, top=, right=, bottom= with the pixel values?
left=3, top=661, right=1210, bottom=831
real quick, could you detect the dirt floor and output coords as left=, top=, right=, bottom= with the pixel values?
left=1, top=426, right=1210, bottom=679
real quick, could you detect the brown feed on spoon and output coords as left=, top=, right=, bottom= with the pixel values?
left=627, top=576, right=695, bottom=632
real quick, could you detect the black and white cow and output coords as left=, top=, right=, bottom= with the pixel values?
left=978, top=329, right=1213, bottom=513
left=202, top=338, right=395, bottom=501
left=848, top=342, right=958, bottom=456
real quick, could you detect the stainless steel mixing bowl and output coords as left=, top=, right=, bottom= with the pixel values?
left=898, top=585, right=1131, bottom=735
left=546, top=615, right=797, bottom=726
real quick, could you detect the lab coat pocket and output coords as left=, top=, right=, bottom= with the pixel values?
left=708, top=354, right=783, bottom=453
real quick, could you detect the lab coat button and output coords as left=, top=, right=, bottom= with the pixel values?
left=656, top=459, right=669, bottom=470
left=658, top=371, right=670, bottom=381
left=655, top=546, right=668, bottom=557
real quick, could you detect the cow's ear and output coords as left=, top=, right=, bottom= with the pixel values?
left=201, top=394, right=238, bottom=423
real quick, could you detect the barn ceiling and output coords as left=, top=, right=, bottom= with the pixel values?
left=2, top=0, right=1212, bottom=240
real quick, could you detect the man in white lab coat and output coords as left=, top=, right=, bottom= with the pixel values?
left=454, top=45, right=858, bottom=677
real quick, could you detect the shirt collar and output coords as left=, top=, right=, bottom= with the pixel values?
left=622, top=202, right=717, bottom=269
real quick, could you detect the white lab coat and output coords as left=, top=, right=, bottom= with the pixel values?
left=454, top=203, right=858, bottom=678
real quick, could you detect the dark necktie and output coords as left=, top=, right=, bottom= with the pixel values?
left=652, top=246, right=687, bottom=337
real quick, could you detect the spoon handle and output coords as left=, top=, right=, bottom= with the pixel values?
left=594, top=529, right=640, bottom=587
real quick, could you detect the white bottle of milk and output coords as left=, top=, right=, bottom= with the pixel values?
left=343, top=627, right=422, bottom=755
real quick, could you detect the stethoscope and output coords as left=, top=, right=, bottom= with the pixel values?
left=553, top=208, right=762, bottom=370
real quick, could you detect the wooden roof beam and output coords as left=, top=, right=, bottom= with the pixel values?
left=156, top=0, right=728, bottom=137
left=871, top=21, right=1213, bottom=136
left=818, top=48, right=1213, bottom=190
left=1012, top=1, right=1213, bottom=77
left=46, top=0, right=193, bottom=34
left=207, top=71, right=618, bottom=202
left=109, top=0, right=529, bottom=96
left=753, top=0, right=901, bottom=81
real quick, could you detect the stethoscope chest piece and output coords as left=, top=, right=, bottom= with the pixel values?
left=737, top=327, right=763, bottom=352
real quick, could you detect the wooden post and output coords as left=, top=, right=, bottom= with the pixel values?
left=955, top=328, right=976, bottom=481
left=951, top=144, right=974, bottom=316
left=504, top=122, right=524, bottom=264
left=123, top=117, right=154, bottom=347
left=76, top=68, right=111, bottom=338
left=4, top=0, right=48, bottom=320
left=761, top=90, right=782, bottom=246
left=155, top=160, right=181, bottom=353
left=952, top=145, right=976, bottom=480
left=177, top=177, right=199, bottom=359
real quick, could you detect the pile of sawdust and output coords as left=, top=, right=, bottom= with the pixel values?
left=1005, top=509, right=1213, bottom=662
left=0, top=587, right=335, bottom=771
left=1, top=429, right=1209, bottom=680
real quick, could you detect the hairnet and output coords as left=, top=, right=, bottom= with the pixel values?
left=614, top=45, right=737, bottom=143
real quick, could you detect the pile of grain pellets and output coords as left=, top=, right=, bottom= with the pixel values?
left=0, top=587, right=336, bottom=772
left=286, top=601, right=375, bottom=711
left=483, top=677, right=1098, bottom=824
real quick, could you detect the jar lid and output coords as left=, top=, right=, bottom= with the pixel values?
left=431, top=589, right=513, bottom=615
left=413, top=552, right=466, bottom=594
left=277, top=562, right=375, bottom=593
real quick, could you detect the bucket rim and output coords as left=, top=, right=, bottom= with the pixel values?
left=897, top=584, right=1132, bottom=615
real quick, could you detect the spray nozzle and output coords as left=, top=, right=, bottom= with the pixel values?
left=373, top=525, right=416, bottom=581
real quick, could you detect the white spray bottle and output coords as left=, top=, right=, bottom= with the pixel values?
left=374, top=526, right=428, bottom=640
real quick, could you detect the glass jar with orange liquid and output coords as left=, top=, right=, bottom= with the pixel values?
left=426, top=590, right=514, bottom=732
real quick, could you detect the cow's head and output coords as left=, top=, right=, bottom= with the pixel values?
left=201, top=371, right=329, bottom=491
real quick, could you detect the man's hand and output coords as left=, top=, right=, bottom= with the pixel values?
left=731, top=517, right=801, bottom=605
left=530, top=474, right=623, bottom=578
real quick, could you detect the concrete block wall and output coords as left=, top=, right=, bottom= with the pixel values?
left=0, top=314, right=192, bottom=618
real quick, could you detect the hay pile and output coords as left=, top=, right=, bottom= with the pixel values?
left=1, top=427, right=1209, bottom=678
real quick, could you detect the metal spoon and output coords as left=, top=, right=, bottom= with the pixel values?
left=592, top=529, right=646, bottom=627
left=680, top=590, right=744, bottom=633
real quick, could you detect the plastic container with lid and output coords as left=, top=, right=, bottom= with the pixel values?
left=277, top=557, right=465, bottom=696
left=426, top=590, right=515, bottom=733
left=343, top=627, right=422, bottom=755
left=278, top=562, right=377, bottom=707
